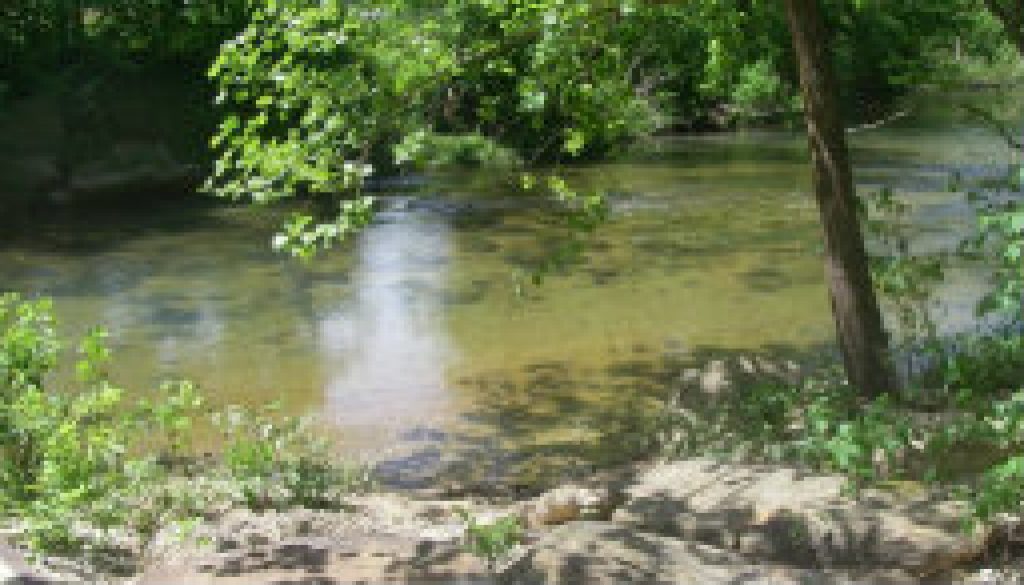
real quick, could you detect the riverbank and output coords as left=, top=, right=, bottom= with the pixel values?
left=3, top=310, right=1024, bottom=584
left=1, top=351, right=1020, bottom=583
left=3, top=83, right=1024, bottom=583
left=3, top=454, right=1021, bottom=585
left=0, top=68, right=213, bottom=213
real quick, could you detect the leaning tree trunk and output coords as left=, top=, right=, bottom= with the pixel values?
left=783, top=0, right=894, bottom=397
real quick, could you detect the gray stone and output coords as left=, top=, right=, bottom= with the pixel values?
left=611, top=458, right=990, bottom=574
left=140, top=496, right=508, bottom=584
left=0, top=544, right=77, bottom=585
left=738, top=356, right=757, bottom=374
left=699, top=361, right=731, bottom=394
left=142, top=533, right=491, bottom=584
left=517, top=484, right=613, bottom=528
left=499, top=521, right=918, bottom=585
left=680, top=368, right=701, bottom=386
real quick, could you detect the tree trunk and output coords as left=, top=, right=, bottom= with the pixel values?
left=783, top=0, right=894, bottom=396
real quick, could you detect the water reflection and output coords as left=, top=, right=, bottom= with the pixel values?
left=319, top=211, right=459, bottom=445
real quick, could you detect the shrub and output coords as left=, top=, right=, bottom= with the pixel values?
left=0, top=293, right=370, bottom=554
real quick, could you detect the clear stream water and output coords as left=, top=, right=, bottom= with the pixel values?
left=0, top=92, right=1019, bottom=489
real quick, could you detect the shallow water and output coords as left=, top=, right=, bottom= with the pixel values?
left=0, top=91, right=1018, bottom=489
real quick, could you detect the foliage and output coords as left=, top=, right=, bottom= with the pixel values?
left=973, top=456, right=1024, bottom=521
left=861, top=186, right=949, bottom=381
left=688, top=0, right=991, bottom=124
left=690, top=376, right=916, bottom=490
left=1, top=294, right=152, bottom=551
left=789, top=389, right=915, bottom=489
left=457, top=509, right=524, bottom=572
left=272, top=199, right=376, bottom=260
left=214, top=404, right=373, bottom=509
left=396, top=131, right=522, bottom=169
left=204, top=1, right=447, bottom=202
left=666, top=370, right=1024, bottom=518
left=1, top=0, right=248, bottom=85
left=203, top=0, right=663, bottom=257
left=433, top=0, right=661, bottom=159
left=982, top=0, right=1024, bottom=56
left=728, top=59, right=792, bottom=122
left=975, top=203, right=1024, bottom=316
left=934, top=333, right=1024, bottom=393
left=0, top=293, right=369, bottom=554
left=195, top=0, right=1013, bottom=264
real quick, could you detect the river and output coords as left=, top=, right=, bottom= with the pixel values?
left=0, top=90, right=1017, bottom=490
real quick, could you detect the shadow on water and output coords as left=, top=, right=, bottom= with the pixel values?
left=622, top=137, right=807, bottom=167
left=0, top=198, right=237, bottom=255
left=373, top=342, right=839, bottom=496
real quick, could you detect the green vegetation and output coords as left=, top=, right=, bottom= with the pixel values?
left=458, top=509, right=524, bottom=572
left=657, top=152, right=1024, bottom=521
left=200, top=0, right=1005, bottom=256
left=1, top=0, right=247, bottom=85
left=3, top=0, right=1024, bottom=568
left=0, top=294, right=370, bottom=554
left=664, top=358, right=1024, bottom=520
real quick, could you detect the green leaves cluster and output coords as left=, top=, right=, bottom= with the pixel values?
left=215, top=403, right=373, bottom=510
left=0, top=293, right=370, bottom=554
left=204, top=0, right=672, bottom=256
left=1, top=294, right=146, bottom=551
left=457, top=509, right=524, bottom=572
left=975, top=203, right=1024, bottom=316
left=206, top=1, right=450, bottom=204
left=438, top=0, right=660, bottom=158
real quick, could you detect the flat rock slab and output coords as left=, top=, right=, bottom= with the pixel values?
left=141, top=535, right=493, bottom=584
left=500, top=521, right=919, bottom=585
left=611, top=458, right=988, bottom=574
left=0, top=544, right=76, bottom=585
left=139, top=500, right=501, bottom=585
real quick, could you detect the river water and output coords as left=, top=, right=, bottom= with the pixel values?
left=0, top=92, right=1018, bottom=489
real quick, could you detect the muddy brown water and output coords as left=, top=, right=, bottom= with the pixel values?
left=0, top=90, right=1018, bottom=490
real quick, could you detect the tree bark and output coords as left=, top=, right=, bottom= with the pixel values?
left=783, top=0, right=894, bottom=396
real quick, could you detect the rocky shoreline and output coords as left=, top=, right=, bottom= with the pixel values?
left=4, top=355, right=1023, bottom=584
left=3, top=455, right=1021, bottom=585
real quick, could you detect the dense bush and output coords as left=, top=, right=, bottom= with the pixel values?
left=0, top=293, right=370, bottom=554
